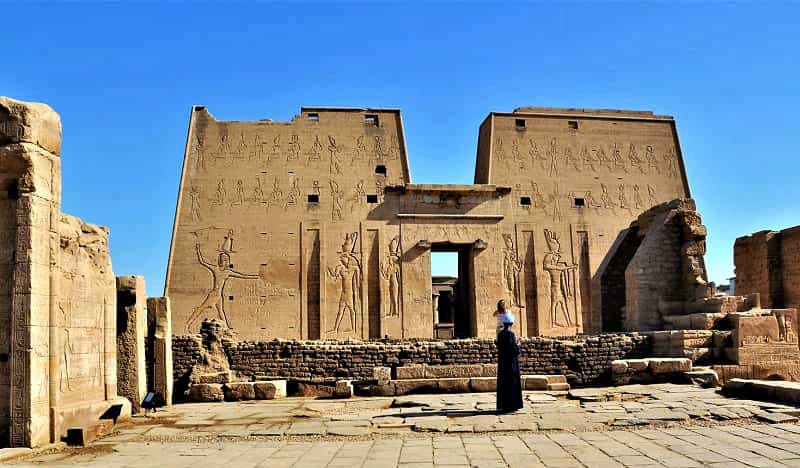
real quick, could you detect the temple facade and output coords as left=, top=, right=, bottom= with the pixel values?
left=165, top=106, right=691, bottom=340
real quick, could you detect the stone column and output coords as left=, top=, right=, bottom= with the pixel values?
left=146, top=297, right=172, bottom=406
left=0, top=96, right=62, bottom=447
left=116, top=276, right=147, bottom=413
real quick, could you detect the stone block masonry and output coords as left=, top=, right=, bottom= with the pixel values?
left=116, top=276, right=147, bottom=413
left=172, top=333, right=650, bottom=397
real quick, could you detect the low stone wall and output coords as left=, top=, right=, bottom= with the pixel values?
left=172, top=333, right=650, bottom=396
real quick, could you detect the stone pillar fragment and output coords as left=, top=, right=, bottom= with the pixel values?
left=116, top=276, right=147, bottom=413
left=146, top=297, right=172, bottom=406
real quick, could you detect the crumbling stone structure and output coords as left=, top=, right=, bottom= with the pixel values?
left=0, top=97, right=128, bottom=448
left=116, top=276, right=148, bottom=413
left=172, top=332, right=650, bottom=398
left=165, top=106, right=691, bottom=340
left=735, top=225, right=800, bottom=310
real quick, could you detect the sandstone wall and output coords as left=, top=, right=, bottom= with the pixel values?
left=735, top=226, right=800, bottom=311
left=171, top=334, right=650, bottom=395
left=0, top=96, right=125, bottom=448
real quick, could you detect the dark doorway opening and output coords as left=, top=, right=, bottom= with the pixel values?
left=431, top=243, right=475, bottom=338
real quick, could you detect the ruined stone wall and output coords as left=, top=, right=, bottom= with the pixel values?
left=0, top=96, right=124, bottom=448
left=172, top=334, right=650, bottom=393
left=735, top=226, right=800, bottom=310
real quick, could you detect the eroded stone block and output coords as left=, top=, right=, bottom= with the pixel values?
left=188, top=383, right=224, bottom=402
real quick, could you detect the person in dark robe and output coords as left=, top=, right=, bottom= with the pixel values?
left=496, top=311, right=523, bottom=413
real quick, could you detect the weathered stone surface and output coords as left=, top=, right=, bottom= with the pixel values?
left=685, top=368, right=720, bottom=388
left=649, top=358, right=692, bottom=374
left=146, top=296, right=173, bottom=406
left=188, top=383, right=224, bottom=402
left=727, top=311, right=800, bottom=365
left=117, top=276, right=148, bottom=414
left=735, top=225, right=800, bottom=311
left=253, top=380, right=287, bottom=400
left=223, top=382, right=255, bottom=401
left=469, top=377, right=496, bottom=393
left=438, top=378, right=470, bottom=393
left=333, top=380, right=353, bottom=398
left=165, top=106, right=689, bottom=340
left=373, top=366, right=391, bottom=384
left=0, top=96, right=61, bottom=155
left=394, top=379, right=439, bottom=395
left=521, top=375, right=549, bottom=391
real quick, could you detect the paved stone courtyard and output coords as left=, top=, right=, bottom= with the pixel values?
left=9, top=384, right=800, bottom=467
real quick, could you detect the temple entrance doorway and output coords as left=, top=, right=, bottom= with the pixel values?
left=430, top=243, right=475, bottom=338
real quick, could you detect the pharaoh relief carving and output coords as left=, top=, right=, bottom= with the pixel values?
left=232, top=179, right=245, bottom=206
left=308, top=135, right=323, bottom=161
left=286, top=179, right=300, bottom=209
left=287, top=134, right=301, bottom=161
left=58, top=302, right=74, bottom=393
left=193, top=135, right=206, bottom=170
left=388, top=136, right=400, bottom=160
left=628, top=143, right=644, bottom=173
left=618, top=184, right=631, bottom=213
left=543, top=229, right=578, bottom=329
left=213, top=180, right=226, bottom=205
left=645, top=145, right=659, bottom=173
left=633, top=185, right=644, bottom=210
left=502, top=234, right=522, bottom=307
left=186, top=228, right=266, bottom=333
left=328, top=232, right=362, bottom=334
left=530, top=139, right=547, bottom=170
left=565, top=146, right=580, bottom=172
left=381, top=236, right=402, bottom=318
left=581, top=146, right=598, bottom=172
left=352, top=180, right=367, bottom=208
left=549, top=185, right=563, bottom=222
left=531, top=182, right=547, bottom=215
left=647, top=184, right=658, bottom=206
left=252, top=178, right=266, bottom=205
left=374, top=136, right=385, bottom=161
left=330, top=180, right=344, bottom=220
left=611, top=143, right=627, bottom=173
left=547, top=138, right=559, bottom=176
left=269, top=178, right=283, bottom=208
left=328, top=135, right=342, bottom=174
left=511, top=139, right=525, bottom=169
left=189, top=186, right=202, bottom=222
left=664, top=149, right=678, bottom=177
left=354, top=135, right=367, bottom=161
left=600, top=184, right=616, bottom=211
left=269, top=135, right=281, bottom=162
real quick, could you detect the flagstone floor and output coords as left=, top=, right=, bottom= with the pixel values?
left=9, top=383, right=800, bottom=467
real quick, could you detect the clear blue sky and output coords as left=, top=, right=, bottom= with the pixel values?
left=5, top=3, right=799, bottom=296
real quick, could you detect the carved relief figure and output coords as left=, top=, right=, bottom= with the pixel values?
left=645, top=145, right=659, bottom=173
left=647, top=184, right=657, bottom=206
left=598, top=147, right=613, bottom=171
left=388, top=136, right=399, bottom=160
left=618, top=184, right=630, bottom=211
left=549, top=185, right=563, bottom=222
left=308, top=135, right=323, bottom=161
left=547, top=138, right=559, bottom=176
left=354, top=135, right=366, bottom=160
left=581, top=146, right=597, bottom=172
left=529, top=139, right=547, bottom=170
left=633, top=185, right=644, bottom=210
left=565, top=146, right=580, bottom=172
left=193, top=135, right=206, bottom=170
left=269, top=134, right=281, bottom=162
left=328, top=232, right=362, bottom=334
left=495, top=138, right=506, bottom=160
left=584, top=191, right=602, bottom=209
left=381, top=236, right=401, bottom=318
left=186, top=230, right=264, bottom=333
left=352, top=180, right=366, bottom=207
left=543, top=229, right=577, bottom=328
left=502, top=234, right=522, bottom=307
left=512, top=139, right=525, bottom=168
left=612, top=143, right=627, bottom=173
left=330, top=180, right=344, bottom=220
left=286, top=179, right=300, bottom=208
left=213, top=180, right=226, bottom=205
left=59, top=302, right=74, bottom=393
left=664, top=150, right=678, bottom=177
left=628, top=143, right=644, bottom=173
left=252, top=178, right=265, bottom=204
left=232, top=179, right=245, bottom=205
left=269, top=177, right=283, bottom=208
left=189, top=186, right=202, bottom=222
left=328, top=135, right=342, bottom=174
left=287, top=134, right=300, bottom=161
left=531, top=182, right=547, bottom=215
left=374, top=136, right=385, bottom=161
left=600, top=184, right=616, bottom=210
